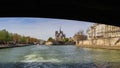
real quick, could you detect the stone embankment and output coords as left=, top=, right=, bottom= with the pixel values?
left=77, top=37, right=120, bottom=49
left=0, top=44, right=31, bottom=49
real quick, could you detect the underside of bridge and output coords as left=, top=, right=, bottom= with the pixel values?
left=0, top=1, right=120, bottom=27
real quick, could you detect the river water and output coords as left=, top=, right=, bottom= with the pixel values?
left=0, top=45, right=120, bottom=63
left=0, top=45, right=120, bottom=68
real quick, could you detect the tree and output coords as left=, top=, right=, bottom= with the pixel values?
left=0, top=29, right=40, bottom=45
left=8, top=33, right=13, bottom=41
left=47, top=37, right=53, bottom=42
left=12, top=33, right=21, bottom=43
left=26, top=36, right=30, bottom=44
left=0, top=29, right=11, bottom=44
left=73, top=30, right=87, bottom=45
left=63, top=38, right=69, bottom=42
left=19, top=36, right=27, bottom=44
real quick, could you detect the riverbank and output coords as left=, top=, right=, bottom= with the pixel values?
left=0, top=44, right=33, bottom=49
left=77, top=37, right=120, bottom=50
left=77, top=45, right=120, bottom=50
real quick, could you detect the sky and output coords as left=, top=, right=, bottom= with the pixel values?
left=0, top=18, right=94, bottom=40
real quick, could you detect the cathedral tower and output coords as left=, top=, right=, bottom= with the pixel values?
left=55, top=27, right=66, bottom=41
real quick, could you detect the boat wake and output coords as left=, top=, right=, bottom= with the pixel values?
left=21, top=54, right=61, bottom=63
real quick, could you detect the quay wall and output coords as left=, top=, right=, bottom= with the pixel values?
left=77, top=38, right=120, bottom=49
left=0, top=44, right=32, bottom=49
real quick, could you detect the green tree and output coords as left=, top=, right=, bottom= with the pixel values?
left=19, top=36, right=27, bottom=44
left=0, top=29, right=40, bottom=45
left=12, top=33, right=21, bottom=43
left=8, top=33, right=13, bottom=41
left=47, top=37, right=53, bottom=42
left=63, top=38, right=69, bottom=42
left=0, top=29, right=11, bottom=44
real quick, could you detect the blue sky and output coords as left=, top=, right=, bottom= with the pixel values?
left=0, top=18, right=94, bottom=40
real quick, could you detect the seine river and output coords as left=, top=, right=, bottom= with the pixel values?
left=0, top=45, right=120, bottom=68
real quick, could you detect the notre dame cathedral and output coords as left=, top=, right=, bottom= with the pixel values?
left=55, top=28, right=66, bottom=41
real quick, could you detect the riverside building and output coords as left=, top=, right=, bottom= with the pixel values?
left=87, top=23, right=120, bottom=39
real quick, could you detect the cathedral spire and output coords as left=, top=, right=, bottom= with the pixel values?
left=59, top=26, right=61, bottom=32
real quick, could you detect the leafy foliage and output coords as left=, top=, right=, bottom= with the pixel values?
left=47, top=37, right=54, bottom=42
left=0, top=29, right=39, bottom=45
left=63, top=38, right=69, bottom=42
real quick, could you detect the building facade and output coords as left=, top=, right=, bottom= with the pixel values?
left=73, top=30, right=87, bottom=45
left=87, top=23, right=120, bottom=39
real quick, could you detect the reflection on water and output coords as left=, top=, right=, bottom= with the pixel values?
left=0, top=45, right=120, bottom=63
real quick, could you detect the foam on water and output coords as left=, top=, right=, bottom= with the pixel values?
left=21, top=54, right=61, bottom=63
left=31, top=45, right=49, bottom=50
